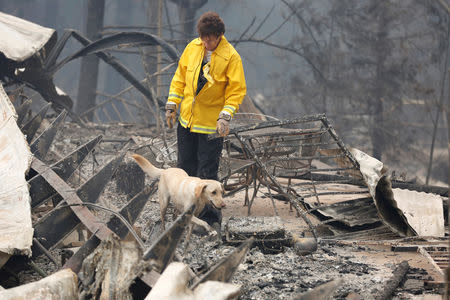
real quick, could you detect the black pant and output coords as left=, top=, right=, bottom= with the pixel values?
left=177, top=124, right=224, bottom=227
left=176, top=124, right=223, bottom=180
left=198, top=203, right=223, bottom=228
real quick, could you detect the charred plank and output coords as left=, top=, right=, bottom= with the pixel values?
left=30, top=110, right=67, bottom=160
left=143, top=204, right=195, bottom=273
left=31, top=154, right=124, bottom=257
left=191, top=238, right=254, bottom=288
left=63, top=182, right=157, bottom=273
left=15, top=98, right=32, bottom=127
left=21, top=102, right=51, bottom=144
left=29, top=135, right=102, bottom=207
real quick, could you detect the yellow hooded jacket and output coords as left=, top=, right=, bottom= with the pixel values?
left=167, top=36, right=246, bottom=134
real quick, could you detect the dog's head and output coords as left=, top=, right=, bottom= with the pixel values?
left=194, top=180, right=225, bottom=209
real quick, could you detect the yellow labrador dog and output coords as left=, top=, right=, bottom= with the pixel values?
left=131, top=154, right=225, bottom=234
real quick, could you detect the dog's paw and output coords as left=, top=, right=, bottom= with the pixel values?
left=204, top=229, right=220, bottom=242
left=211, top=222, right=221, bottom=234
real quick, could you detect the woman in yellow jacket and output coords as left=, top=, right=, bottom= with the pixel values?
left=165, top=11, right=246, bottom=182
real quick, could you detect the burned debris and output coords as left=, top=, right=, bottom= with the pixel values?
left=1, top=82, right=448, bottom=299
left=0, top=84, right=254, bottom=299
left=0, top=10, right=448, bottom=300
left=0, top=11, right=178, bottom=126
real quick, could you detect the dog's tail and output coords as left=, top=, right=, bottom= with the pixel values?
left=131, top=154, right=162, bottom=179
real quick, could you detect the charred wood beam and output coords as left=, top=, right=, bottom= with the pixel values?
left=67, top=31, right=178, bottom=62
left=31, top=154, right=124, bottom=257
left=29, top=136, right=102, bottom=207
left=15, top=98, right=32, bottom=126
left=32, top=238, right=60, bottom=268
left=126, top=205, right=196, bottom=291
left=63, top=182, right=157, bottom=273
left=31, top=158, right=116, bottom=250
left=418, top=247, right=445, bottom=277
left=21, top=103, right=51, bottom=143
left=0, top=154, right=124, bottom=277
left=0, top=269, right=78, bottom=299
left=191, top=238, right=254, bottom=288
left=143, top=204, right=195, bottom=273
left=374, top=261, right=409, bottom=300
left=30, top=110, right=67, bottom=160
left=25, top=108, right=68, bottom=181
left=43, top=30, right=73, bottom=71
left=46, top=30, right=179, bottom=109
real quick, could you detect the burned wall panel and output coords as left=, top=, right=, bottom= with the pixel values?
left=0, top=83, right=33, bottom=257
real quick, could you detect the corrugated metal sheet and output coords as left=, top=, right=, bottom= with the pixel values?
left=324, top=225, right=401, bottom=241
left=393, top=189, right=445, bottom=237
left=313, top=197, right=380, bottom=227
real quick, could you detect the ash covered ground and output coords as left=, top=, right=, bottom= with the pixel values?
left=14, top=121, right=444, bottom=299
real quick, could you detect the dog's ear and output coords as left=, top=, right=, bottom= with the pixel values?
left=194, top=183, right=207, bottom=198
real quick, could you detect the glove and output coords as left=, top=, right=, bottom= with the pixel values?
left=216, top=119, right=229, bottom=137
left=165, top=103, right=177, bottom=129
left=216, top=112, right=231, bottom=137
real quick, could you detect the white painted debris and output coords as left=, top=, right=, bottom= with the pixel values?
left=55, top=86, right=68, bottom=96
left=0, top=269, right=78, bottom=300
left=146, top=262, right=192, bottom=300
left=392, top=189, right=444, bottom=237
left=146, top=262, right=241, bottom=300
left=193, top=281, right=241, bottom=300
left=79, top=236, right=145, bottom=299
left=349, top=147, right=384, bottom=196
left=292, top=278, right=343, bottom=300
left=0, top=12, right=55, bottom=62
left=14, top=67, right=25, bottom=75
left=350, top=147, right=444, bottom=237
left=0, top=83, right=33, bottom=257
left=349, top=148, right=416, bottom=236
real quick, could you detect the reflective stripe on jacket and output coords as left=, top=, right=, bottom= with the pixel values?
left=167, top=36, right=246, bottom=134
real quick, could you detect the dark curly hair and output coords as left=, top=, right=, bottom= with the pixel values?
left=196, top=11, right=225, bottom=38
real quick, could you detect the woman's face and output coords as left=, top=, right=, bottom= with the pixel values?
left=201, top=34, right=222, bottom=51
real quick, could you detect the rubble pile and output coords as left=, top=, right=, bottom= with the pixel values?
left=0, top=87, right=446, bottom=299
left=0, top=11, right=447, bottom=300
